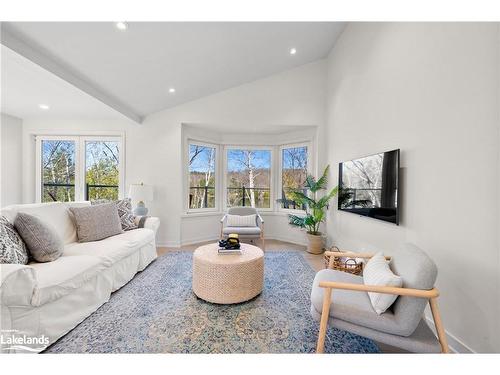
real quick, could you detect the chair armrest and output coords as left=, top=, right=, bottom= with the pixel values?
left=1, top=264, right=37, bottom=306
left=324, top=251, right=391, bottom=261
left=134, top=216, right=160, bottom=236
left=257, top=214, right=264, bottom=225
left=318, top=280, right=439, bottom=298
left=220, top=214, right=227, bottom=224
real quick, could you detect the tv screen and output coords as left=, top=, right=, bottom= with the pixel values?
left=338, top=149, right=400, bottom=225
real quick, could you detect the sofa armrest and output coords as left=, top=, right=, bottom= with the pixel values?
left=134, top=216, right=160, bottom=236
left=1, top=264, right=37, bottom=306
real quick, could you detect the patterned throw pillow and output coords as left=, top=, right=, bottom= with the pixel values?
left=116, top=198, right=138, bottom=231
left=0, top=216, right=29, bottom=264
left=91, top=198, right=137, bottom=231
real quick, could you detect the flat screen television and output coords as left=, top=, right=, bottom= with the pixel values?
left=338, top=149, right=400, bottom=225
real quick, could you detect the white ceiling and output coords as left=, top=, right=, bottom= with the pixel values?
left=1, top=22, right=345, bottom=122
left=1, top=45, right=129, bottom=121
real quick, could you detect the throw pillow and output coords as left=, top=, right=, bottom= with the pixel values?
left=226, top=214, right=256, bottom=227
left=0, top=216, right=29, bottom=264
left=14, top=213, right=63, bottom=263
left=70, top=202, right=123, bottom=242
left=363, top=252, right=403, bottom=315
left=91, top=198, right=138, bottom=231
left=116, top=198, right=138, bottom=231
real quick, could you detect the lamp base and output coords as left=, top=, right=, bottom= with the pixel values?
left=133, top=201, right=149, bottom=216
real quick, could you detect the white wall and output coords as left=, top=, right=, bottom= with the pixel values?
left=21, top=60, right=327, bottom=247
left=1, top=113, right=23, bottom=206
left=325, top=23, right=500, bottom=353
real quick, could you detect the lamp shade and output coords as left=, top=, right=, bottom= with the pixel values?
left=128, top=184, right=153, bottom=202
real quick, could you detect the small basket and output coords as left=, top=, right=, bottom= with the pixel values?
left=324, top=246, right=363, bottom=275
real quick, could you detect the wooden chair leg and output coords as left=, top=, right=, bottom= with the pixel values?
left=429, top=297, right=449, bottom=353
left=261, top=235, right=265, bottom=250
left=316, top=287, right=332, bottom=353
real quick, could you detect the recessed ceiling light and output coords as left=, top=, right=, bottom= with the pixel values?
left=38, top=104, right=50, bottom=110
left=168, top=88, right=176, bottom=94
left=115, top=22, right=128, bottom=31
left=290, top=48, right=297, bottom=55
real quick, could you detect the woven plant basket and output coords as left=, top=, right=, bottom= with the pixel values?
left=324, top=246, right=363, bottom=275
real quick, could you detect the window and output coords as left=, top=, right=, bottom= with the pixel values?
left=280, top=145, right=308, bottom=210
left=226, top=148, right=271, bottom=209
left=36, top=135, right=123, bottom=202
left=85, top=140, right=120, bottom=201
left=188, top=143, right=216, bottom=209
left=41, top=139, right=76, bottom=202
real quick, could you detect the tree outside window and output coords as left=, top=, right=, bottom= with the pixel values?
left=189, top=144, right=216, bottom=209
left=226, top=149, right=271, bottom=208
left=281, top=146, right=308, bottom=209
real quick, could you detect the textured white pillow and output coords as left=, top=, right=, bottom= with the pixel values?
left=226, top=214, right=256, bottom=227
left=363, top=252, right=403, bottom=315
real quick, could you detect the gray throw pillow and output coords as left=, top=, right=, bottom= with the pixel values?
left=14, top=213, right=63, bottom=263
left=70, top=203, right=123, bottom=242
left=0, top=216, right=29, bottom=264
left=91, top=198, right=137, bottom=231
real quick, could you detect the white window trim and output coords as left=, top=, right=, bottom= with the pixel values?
left=278, top=141, right=313, bottom=214
left=223, top=145, right=274, bottom=212
left=35, top=134, right=125, bottom=203
left=183, top=133, right=315, bottom=215
left=185, top=139, right=220, bottom=213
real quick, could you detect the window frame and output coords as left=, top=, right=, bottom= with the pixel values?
left=278, top=141, right=312, bottom=214
left=35, top=135, right=124, bottom=203
left=185, top=139, right=220, bottom=213
left=223, top=144, right=274, bottom=212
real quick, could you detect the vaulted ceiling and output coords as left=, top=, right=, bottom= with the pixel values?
left=1, top=22, right=345, bottom=122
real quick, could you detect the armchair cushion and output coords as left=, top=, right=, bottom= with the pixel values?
left=222, top=226, right=261, bottom=236
left=311, top=269, right=418, bottom=337
left=226, top=214, right=257, bottom=227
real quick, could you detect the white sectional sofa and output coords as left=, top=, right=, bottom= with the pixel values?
left=0, top=201, right=160, bottom=353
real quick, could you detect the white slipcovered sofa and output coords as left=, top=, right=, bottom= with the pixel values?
left=0, top=201, right=160, bottom=353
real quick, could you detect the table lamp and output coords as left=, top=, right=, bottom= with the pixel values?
left=128, top=183, right=153, bottom=216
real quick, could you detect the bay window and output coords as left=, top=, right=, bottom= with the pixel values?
left=280, top=144, right=309, bottom=210
left=188, top=142, right=217, bottom=210
left=226, top=148, right=272, bottom=209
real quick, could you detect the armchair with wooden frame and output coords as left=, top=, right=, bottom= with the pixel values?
left=220, top=207, right=265, bottom=250
left=311, top=243, right=449, bottom=353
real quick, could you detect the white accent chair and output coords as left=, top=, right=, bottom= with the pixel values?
left=311, top=244, right=449, bottom=353
left=220, top=207, right=265, bottom=250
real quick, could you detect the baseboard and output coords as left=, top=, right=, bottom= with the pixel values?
left=425, top=316, right=475, bottom=353
left=180, top=236, right=220, bottom=247
left=156, top=241, right=181, bottom=248
left=266, top=235, right=308, bottom=247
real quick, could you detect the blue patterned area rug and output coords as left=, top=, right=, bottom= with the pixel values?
left=45, top=251, right=379, bottom=353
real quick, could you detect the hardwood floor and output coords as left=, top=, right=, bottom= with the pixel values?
left=156, top=239, right=404, bottom=353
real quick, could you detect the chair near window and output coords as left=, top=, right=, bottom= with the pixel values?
left=220, top=207, right=265, bottom=250
left=311, top=243, right=449, bottom=353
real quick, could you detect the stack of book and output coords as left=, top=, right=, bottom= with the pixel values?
left=218, top=247, right=242, bottom=255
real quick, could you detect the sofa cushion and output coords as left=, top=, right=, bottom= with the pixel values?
left=311, top=268, right=413, bottom=336
left=223, top=226, right=261, bottom=235
left=70, top=203, right=123, bottom=242
left=1, top=202, right=78, bottom=244
left=0, top=216, right=29, bottom=264
left=15, top=213, right=64, bottom=263
left=64, top=228, right=154, bottom=266
left=30, top=254, right=104, bottom=306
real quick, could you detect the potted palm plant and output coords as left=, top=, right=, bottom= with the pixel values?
left=278, top=165, right=338, bottom=254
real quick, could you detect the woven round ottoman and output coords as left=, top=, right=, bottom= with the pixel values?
left=192, top=243, right=264, bottom=304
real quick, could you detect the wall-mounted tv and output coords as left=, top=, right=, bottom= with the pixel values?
left=338, top=149, right=400, bottom=225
